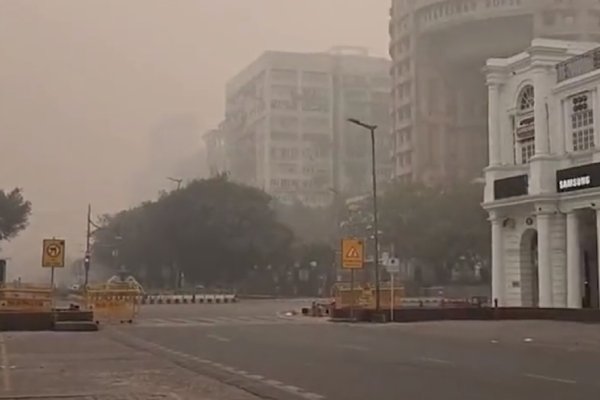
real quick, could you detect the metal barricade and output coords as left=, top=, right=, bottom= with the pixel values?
left=0, top=283, right=53, bottom=311
left=85, top=284, right=141, bottom=324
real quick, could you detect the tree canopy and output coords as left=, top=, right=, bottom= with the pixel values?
left=340, top=182, right=489, bottom=284
left=0, top=188, right=32, bottom=243
left=92, top=177, right=294, bottom=288
left=378, top=182, right=489, bottom=283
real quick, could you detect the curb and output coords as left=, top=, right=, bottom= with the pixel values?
left=140, top=294, right=238, bottom=305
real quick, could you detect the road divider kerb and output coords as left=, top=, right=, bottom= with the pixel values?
left=138, top=294, right=238, bottom=305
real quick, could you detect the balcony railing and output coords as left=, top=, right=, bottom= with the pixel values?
left=557, top=47, right=600, bottom=83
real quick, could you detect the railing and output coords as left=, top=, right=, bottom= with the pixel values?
left=557, top=47, right=600, bottom=83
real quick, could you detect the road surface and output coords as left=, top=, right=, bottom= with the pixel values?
left=106, top=299, right=600, bottom=400
left=3, top=300, right=600, bottom=399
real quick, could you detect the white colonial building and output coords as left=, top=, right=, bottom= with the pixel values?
left=484, top=39, right=600, bottom=309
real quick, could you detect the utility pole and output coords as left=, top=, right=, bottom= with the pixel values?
left=84, top=204, right=91, bottom=287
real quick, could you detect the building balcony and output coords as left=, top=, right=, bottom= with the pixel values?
left=557, top=46, right=600, bottom=83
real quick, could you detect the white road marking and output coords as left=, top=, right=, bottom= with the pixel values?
left=206, top=334, right=231, bottom=343
left=281, top=384, right=302, bottom=393
left=265, top=379, right=284, bottom=386
left=302, top=393, right=326, bottom=400
left=419, top=357, right=453, bottom=365
left=524, top=373, right=576, bottom=385
left=215, top=316, right=240, bottom=322
left=112, top=328, right=327, bottom=400
left=336, top=344, right=368, bottom=352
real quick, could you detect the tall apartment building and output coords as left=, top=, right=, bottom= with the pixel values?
left=206, top=48, right=392, bottom=207
left=390, top=0, right=600, bottom=185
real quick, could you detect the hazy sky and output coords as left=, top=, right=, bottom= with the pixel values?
left=0, top=0, right=389, bottom=279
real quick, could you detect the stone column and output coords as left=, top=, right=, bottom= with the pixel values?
left=491, top=215, right=504, bottom=306
left=487, top=81, right=501, bottom=166
left=537, top=213, right=553, bottom=307
left=566, top=211, right=582, bottom=308
left=532, top=66, right=550, bottom=156
left=596, top=209, right=600, bottom=308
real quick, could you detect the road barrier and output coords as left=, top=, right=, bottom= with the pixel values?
left=0, top=283, right=53, bottom=311
left=140, top=293, right=237, bottom=305
left=84, top=284, right=141, bottom=324
left=331, top=283, right=404, bottom=310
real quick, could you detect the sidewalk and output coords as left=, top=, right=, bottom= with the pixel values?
left=0, top=331, right=260, bottom=400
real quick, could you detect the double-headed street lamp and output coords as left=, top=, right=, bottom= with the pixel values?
left=346, top=118, right=381, bottom=312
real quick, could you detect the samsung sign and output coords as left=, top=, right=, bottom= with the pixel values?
left=557, top=162, right=600, bottom=193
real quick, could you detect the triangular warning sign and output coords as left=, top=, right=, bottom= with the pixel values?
left=346, top=246, right=360, bottom=259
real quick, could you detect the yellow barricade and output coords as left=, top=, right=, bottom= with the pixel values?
left=85, top=284, right=141, bottom=324
left=0, top=284, right=53, bottom=311
left=332, top=283, right=371, bottom=309
left=378, top=287, right=405, bottom=309
left=332, top=283, right=404, bottom=310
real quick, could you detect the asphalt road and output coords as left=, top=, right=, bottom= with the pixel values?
left=109, top=300, right=600, bottom=400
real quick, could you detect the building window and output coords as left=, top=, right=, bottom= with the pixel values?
left=569, top=93, right=595, bottom=151
left=520, top=138, right=535, bottom=164
left=515, top=85, right=535, bottom=164
left=570, top=93, right=594, bottom=152
left=518, top=85, right=534, bottom=113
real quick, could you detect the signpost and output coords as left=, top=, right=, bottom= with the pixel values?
left=42, top=238, right=65, bottom=290
left=341, top=238, right=364, bottom=319
left=385, top=258, right=400, bottom=322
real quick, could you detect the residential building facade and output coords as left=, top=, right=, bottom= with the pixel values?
left=206, top=48, right=392, bottom=207
left=390, top=0, right=600, bottom=185
left=483, top=39, right=600, bottom=309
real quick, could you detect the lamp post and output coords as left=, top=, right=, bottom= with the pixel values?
left=347, top=118, right=381, bottom=312
left=167, top=177, right=183, bottom=190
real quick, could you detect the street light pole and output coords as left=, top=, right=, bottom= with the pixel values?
left=347, top=118, right=381, bottom=312
left=368, top=125, right=381, bottom=312
left=84, top=204, right=91, bottom=287
left=167, top=177, right=183, bottom=190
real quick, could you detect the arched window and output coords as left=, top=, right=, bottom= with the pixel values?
left=515, top=85, right=535, bottom=164
left=518, top=85, right=534, bottom=113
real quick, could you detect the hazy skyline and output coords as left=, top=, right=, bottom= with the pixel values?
left=0, top=0, right=389, bottom=279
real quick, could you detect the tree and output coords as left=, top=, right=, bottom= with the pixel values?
left=378, top=182, right=489, bottom=284
left=92, top=176, right=294, bottom=289
left=0, top=188, right=32, bottom=243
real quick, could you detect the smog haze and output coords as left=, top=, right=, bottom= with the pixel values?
left=0, top=0, right=389, bottom=280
